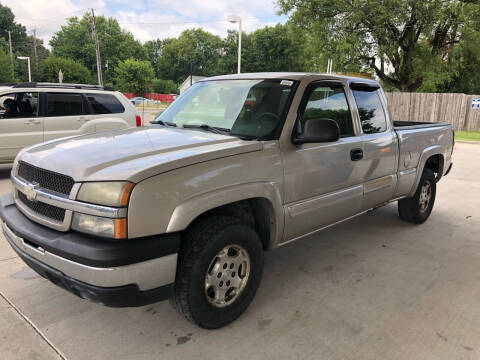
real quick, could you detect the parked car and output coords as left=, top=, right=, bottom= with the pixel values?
left=129, top=97, right=149, bottom=105
left=0, top=82, right=140, bottom=164
left=0, top=73, right=454, bottom=329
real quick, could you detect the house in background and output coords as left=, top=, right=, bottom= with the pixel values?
left=179, top=75, right=206, bottom=94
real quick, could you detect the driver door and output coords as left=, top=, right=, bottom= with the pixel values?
left=282, top=81, right=365, bottom=241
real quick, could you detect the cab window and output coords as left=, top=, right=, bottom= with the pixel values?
left=300, top=84, right=354, bottom=137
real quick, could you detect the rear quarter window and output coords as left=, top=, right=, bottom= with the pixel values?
left=86, top=93, right=125, bottom=114
left=352, top=88, right=387, bottom=134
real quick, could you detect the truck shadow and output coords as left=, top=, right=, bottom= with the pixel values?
left=253, top=203, right=454, bottom=311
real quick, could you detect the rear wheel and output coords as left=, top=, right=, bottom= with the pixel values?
left=172, top=216, right=264, bottom=329
left=398, top=168, right=436, bottom=224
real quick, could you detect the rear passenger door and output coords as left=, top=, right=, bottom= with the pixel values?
left=43, top=92, right=95, bottom=141
left=350, top=83, right=398, bottom=210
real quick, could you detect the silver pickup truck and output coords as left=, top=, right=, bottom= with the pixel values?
left=0, top=73, right=454, bottom=329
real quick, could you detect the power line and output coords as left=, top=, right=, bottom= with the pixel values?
left=116, top=16, right=284, bottom=26
left=14, top=14, right=283, bottom=26
left=15, top=9, right=88, bottom=23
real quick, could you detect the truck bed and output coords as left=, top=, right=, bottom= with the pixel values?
left=393, top=120, right=452, bottom=130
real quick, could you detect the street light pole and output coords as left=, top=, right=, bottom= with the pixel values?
left=17, top=56, right=31, bottom=82
left=227, top=15, right=242, bottom=74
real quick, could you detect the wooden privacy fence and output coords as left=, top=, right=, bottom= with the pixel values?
left=385, top=92, right=480, bottom=131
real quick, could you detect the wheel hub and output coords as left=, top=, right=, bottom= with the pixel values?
left=204, top=245, right=250, bottom=308
left=419, top=180, right=432, bottom=212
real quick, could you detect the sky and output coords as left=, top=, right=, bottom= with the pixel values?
left=3, top=0, right=288, bottom=48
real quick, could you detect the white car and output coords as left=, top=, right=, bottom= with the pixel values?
left=0, top=82, right=141, bottom=164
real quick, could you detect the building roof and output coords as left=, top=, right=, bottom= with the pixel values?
left=179, top=76, right=207, bottom=89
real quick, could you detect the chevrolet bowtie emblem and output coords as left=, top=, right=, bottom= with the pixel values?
left=24, top=182, right=39, bottom=202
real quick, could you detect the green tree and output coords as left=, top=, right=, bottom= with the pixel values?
left=277, top=0, right=480, bottom=92
left=115, top=58, right=154, bottom=95
left=0, top=3, right=26, bottom=51
left=0, top=46, right=14, bottom=82
left=433, top=17, right=480, bottom=94
left=218, top=25, right=308, bottom=74
left=50, top=15, right=147, bottom=84
left=247, top=24, right=306, bottom=72
left=152, top=78, right=178, bottom=94
left=40, top=56, right=93, bottom=83
left=0, top=3, right=49, bottom=81
left=157, top=29, right=223, bottom=83
left=217, top=30, right=252, bottom=74
left=15, top=36, right=50, bottom=81
left=144, top=39, right=173, bottom=77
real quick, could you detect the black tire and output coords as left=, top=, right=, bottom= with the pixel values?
left=398, top=168, right=436, bottom=224
left=172, top=216, right=264, bottom=329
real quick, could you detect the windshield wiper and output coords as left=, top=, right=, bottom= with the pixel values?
left=150, top=120, right=177, bottom=127
left=182, top=124, right=231, bottom=135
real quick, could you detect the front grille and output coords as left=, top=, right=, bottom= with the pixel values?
left=18, top=192, right=66, bottom=222
left=18, top=161, right=74, bottom=196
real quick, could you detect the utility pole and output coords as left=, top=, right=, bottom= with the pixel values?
left=33, top=28, right=38, bottom=70
left=190, top=59, right=193, bottom=86
left=8, top=31, right=14, bottom=79
left=90, top=8, right=103, bottom=85
left=17, top=57, right=31, bottom=82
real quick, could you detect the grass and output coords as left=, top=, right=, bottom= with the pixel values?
left=455, top=131, right=480, bottom=142
left=134, top=103, right=169, bottom=110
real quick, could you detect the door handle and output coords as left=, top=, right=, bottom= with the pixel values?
left=350, top=148, right=363, bottom=161
left=24, top=119, right=40, bottom=125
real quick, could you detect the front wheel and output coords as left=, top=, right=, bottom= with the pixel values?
left=172, top=216, right=264, bottom=329
left=398, top=168, right=436, bottom=224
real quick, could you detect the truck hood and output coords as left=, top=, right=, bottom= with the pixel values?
left=19, top=127, right=263, bottom=182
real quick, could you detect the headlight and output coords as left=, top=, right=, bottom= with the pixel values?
left=72, top=213, right=127, bottom=239
left=77, top=182, right=134, bottom=207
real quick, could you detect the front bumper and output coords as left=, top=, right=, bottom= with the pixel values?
left=0, top=193, right=180, bottom=307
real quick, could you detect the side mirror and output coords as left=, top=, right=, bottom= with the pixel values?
left=292, top=118, right=340, bottom=144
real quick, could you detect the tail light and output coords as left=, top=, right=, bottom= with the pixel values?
left=136, top=115, right=142, bottom=127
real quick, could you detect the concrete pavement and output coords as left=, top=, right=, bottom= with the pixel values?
left=0, top=143, right=479, bottom=360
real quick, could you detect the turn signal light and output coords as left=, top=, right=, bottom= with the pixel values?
left=114, top=218, right=128, bottom=239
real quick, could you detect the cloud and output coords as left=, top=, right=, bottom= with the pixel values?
left=3, top=0, right=286, bottom=47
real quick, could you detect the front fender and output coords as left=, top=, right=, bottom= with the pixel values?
left=127, top=142, right=284, bottom=240
left=166, top=182, right=284, bottom=247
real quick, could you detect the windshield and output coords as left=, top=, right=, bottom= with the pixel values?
left=155, top=79, right=295, bottom=139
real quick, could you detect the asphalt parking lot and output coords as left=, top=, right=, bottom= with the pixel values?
left=0, top=142, right=479, bottom=360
